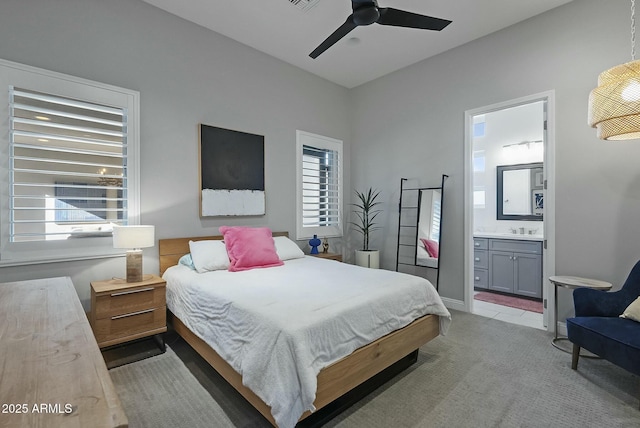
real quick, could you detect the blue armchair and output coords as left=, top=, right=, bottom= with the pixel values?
left=566, top=260, right=640, bottom=408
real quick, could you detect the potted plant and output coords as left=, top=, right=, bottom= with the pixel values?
left=352, top=188, right=382, bottom=268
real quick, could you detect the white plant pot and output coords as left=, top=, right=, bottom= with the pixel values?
left=355, top=250, right=380, bottom=269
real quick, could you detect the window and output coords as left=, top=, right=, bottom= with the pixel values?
left=430, top=194, right=441, bottom=241
left=473, top=150, right=486, bottom=209
left=296, top=131, right=342, bottom=240
left=473, top=189, right=486, bottom=209
left=0, top=59, right=139, bottom=265
left=473, top=114, right=486, bottom=138
left=10, top=87, right=127, bottom=241
left=473, top=150, right=485, bottom=172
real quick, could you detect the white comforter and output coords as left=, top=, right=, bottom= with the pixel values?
left=163, top=256, right=451, bottom=428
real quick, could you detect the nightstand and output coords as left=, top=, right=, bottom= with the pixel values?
left=90, top=274, right=167, bottom=351
left=311, top=252, right=343, bottom=262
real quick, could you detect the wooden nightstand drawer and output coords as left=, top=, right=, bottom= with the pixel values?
left=93, top=306, right=166, bottom=348
left=94, top=284, right=165, bottom=319
left=91, top=274, right=167, bottom=349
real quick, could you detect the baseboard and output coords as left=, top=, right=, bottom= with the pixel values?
left=441, top=297, right=465, bottom=312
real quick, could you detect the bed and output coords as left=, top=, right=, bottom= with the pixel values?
left=159, top=232, right=451, bottom=427
left=416, top=244, right=438, bottom=268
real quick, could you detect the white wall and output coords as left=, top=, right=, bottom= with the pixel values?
left=0, top=0, right=351, bottom=309
left=2, top=0, right=639, bottom=324
left=350, top=0, right=640, bottom=321
left=474, top=101, right=544, bottom=234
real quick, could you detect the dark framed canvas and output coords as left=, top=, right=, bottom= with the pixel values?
left=199, top=124, right=265, bottom=217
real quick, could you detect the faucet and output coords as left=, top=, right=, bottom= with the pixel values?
left=519, top=227, right=525, bottom=234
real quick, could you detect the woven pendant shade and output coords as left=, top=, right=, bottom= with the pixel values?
left=589, top=59, right=640, bottom=140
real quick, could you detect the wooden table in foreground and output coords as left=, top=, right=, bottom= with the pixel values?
left=0, top=277, right=128, bottom=428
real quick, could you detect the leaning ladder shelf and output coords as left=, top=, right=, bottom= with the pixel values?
left=395, top=174, right=448, bottom=290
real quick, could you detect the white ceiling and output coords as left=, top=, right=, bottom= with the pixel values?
left=142, top=0, right=573, bottom=88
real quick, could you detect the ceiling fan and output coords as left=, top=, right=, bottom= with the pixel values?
left=310, top=0, right=452, bottom=59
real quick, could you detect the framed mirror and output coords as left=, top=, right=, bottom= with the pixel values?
left=415, top=187, right=443, bottom=268
left=497, top=162, right=543, bottom=221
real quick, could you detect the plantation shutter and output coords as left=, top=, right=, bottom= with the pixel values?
left=9, top=86, right=127, bottom=242
left=430, top=196, right=441, bottom=241
left=296, top=131, right=342, bottom=239
left=302, top=145, right=340, bottom=228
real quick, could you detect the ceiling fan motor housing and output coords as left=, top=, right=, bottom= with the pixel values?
left=309, top=0, right=451, bottom=58
left=353, top=2, right=380, bottom=26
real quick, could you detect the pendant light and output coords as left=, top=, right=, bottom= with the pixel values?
left=589, top=0, right=640, bottom=140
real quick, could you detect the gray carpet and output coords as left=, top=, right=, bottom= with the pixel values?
left=110, top=310, right=639, bottom=427
left=109, top=346, right=237, bottom=427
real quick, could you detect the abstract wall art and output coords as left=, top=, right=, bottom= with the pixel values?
left=532, top=189, right=544, bottom=216
left=199, top=124, right=265, bottom=217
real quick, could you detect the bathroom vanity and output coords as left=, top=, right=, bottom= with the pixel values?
left=473, top=233, right=543, bottom=299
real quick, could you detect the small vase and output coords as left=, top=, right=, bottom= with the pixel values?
left=309, top=234, right=321, bottom=254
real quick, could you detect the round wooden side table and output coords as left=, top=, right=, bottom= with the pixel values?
left=549, top=275, right=612, bottom=356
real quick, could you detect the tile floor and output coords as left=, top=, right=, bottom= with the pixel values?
left=472, top=297, right=545, bottom=330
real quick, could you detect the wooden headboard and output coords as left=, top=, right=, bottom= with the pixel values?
left=158, top=231, right=289, bottom=275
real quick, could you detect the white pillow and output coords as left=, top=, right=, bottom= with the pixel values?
left=188, top=240, right=230, bottom=273
left=273, top=236, right=305, bottom=261
left=620, top=296, right=640, bottom=322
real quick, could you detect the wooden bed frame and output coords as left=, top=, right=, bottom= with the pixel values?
left=159, top=234, right=441, bottom=427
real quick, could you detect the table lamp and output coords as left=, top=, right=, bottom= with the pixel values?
left=112, top=225, right=155, bottom=283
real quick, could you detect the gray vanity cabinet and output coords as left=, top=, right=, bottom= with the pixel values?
left=473, top=238, right=489, bottom=290
left=488, top=239, right=542, bottom=298
left=489, top=251, right=517, bottom=293
left=474, top=237, right=542, bottom=299
left=514, top=252, right=543, bottom=298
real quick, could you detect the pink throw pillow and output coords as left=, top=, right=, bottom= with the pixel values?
left=420, top=238, right=439, bottom=258
left=219, top=226, right=284, bottom=272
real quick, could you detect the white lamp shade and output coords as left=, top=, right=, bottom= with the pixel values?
left=112, top=225, right=155, bottom=249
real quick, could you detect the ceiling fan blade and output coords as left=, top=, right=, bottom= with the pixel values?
left=310, top=16, right=358, bottom=59
left=377, top=8, right=451, bottom=31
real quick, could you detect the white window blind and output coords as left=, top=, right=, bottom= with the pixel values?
left=296, top=131, right=343, bottom=239
left=430, top=196, right=441, bottom=241
left=9, top=87, right=127, bottom=242
left=0, top=58, right=139, bottom=266
left=302, top=146, right=340, bottom=227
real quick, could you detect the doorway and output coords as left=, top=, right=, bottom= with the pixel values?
left=464, top=92, right=556, bottom=332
